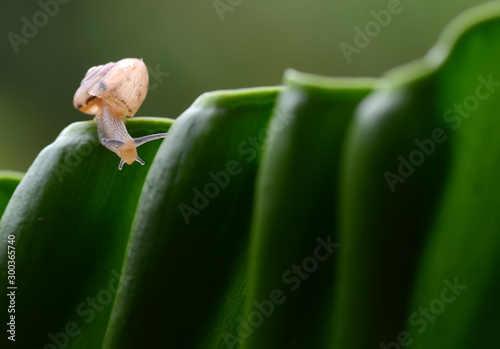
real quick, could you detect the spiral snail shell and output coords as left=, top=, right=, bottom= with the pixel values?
left=73, top=58, right=167, bottom=170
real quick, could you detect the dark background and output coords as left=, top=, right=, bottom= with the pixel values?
left=0, top=0, right=491, bottom=171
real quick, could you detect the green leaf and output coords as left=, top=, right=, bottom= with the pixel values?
left=241, top=70, right=374, bottom=348
left=332, top=3, right=500, bottom=348
left=404, top=5, right=500, bottom=348
left=0, top=117, right=171, bottom=348
left=102, top=87, right=281, bottom=348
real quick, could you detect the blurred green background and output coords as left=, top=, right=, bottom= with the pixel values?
left=0, top=0, right=492, bottom=171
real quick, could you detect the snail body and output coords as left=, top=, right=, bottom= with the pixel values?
left=73, top=58, right=167, bottom=170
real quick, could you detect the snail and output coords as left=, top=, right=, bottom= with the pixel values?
left=73, top=58, right=167, bottom=170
